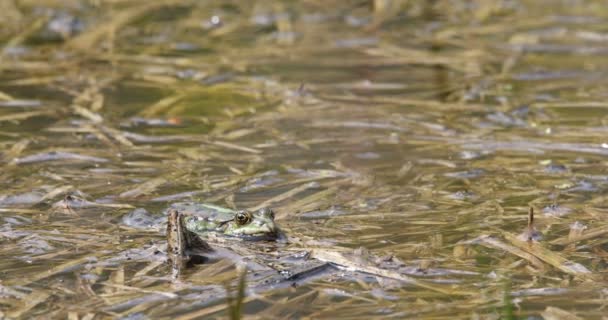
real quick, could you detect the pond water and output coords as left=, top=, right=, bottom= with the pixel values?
left=2, top=1, right=608, bottom=319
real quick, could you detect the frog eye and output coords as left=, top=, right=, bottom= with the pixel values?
left=235, top=211, right=252, bottom=225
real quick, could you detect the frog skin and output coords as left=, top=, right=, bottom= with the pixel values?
left=165, top=202, right=279, bottom=240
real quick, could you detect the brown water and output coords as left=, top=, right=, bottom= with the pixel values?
left=2, top=1, right=608, bottom=319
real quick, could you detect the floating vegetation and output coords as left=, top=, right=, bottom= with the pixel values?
left=2, top=0, right=608, bottom=318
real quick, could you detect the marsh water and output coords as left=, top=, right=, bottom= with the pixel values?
left=2, top=1, right=608, bottom=319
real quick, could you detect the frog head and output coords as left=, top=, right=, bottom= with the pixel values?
left=222, top=207, right=279, bottom=240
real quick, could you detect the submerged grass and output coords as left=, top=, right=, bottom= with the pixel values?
left=226, top=267, right=247, bottom=320
left=501, top=279, right=516, bottom=320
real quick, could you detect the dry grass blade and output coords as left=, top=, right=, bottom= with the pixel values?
left=119, top=177, right=167, bottom=198
left=108, top=266, right=125, bottom=290
left=8, top=256, right=93, bottom=286
left=211, top=140, right=262, bottom=154
left=310, top=249, right=476, bottom=296
left=67, top=1, right=188, bottom=50
left=503, top=233, right=595, bottom=279
left=550, top=225, right=608, bottom=246
left=99, top=283, right=177, bottom=299
left=101, top=125, right=136, bottom=147
left=5, top=98, right=45, bottom=109
left=87, top=202, right=135, bottom=209
left=471, top=235, right=546, bottom=270
left=5, top=290, right=51, bottom=319
left=276, top=186, right=340, bottom=218
left=248, top=182, right=319, bottom=212
left=174, top=296, right=256, bottom=320
left=4, top=76, right=58, bottom=86
left=132, top=260, right=166, bottom=279
left=2, top=139, right=29, bottom=162
left=1, top=17, right=47, bottom=55
left=0, top=208, right=42, bottom=214
left=541, top=306, right=584, bottom=320
left=533, top=101, right=608, bottom=108
left=0, top=90, right=14, bottom=100
left=259, top=290, right=318, bottom=318
left=0, top=110, right=51, bottom=122
left=363, top=45, right=478, bottom=72
left=72, top=104, right=103, bottom=123
left=139, top=94, right=184, bottom=117
left=39, top=185, right=74, bottom=202
left=82, top=124, right=118, bottom=149
left=318, top=94, right=487, bottom=112
left=435, top=16, right=553, bottom=40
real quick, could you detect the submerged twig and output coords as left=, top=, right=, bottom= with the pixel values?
left=166, top=209, right=212, bottom=279
left=519, top=207, right=542, bottom=242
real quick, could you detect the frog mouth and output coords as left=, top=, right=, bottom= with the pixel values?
left=238, top=233, right=277, bottom=241
left=236, top=225, right=280, bottom=241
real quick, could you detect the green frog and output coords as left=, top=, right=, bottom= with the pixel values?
left=165, top=202, right=280, bottom=277
left=165, top=202, right=279, bottom=240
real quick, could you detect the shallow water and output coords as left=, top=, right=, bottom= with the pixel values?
left=2, top=1, right=608, bottom=319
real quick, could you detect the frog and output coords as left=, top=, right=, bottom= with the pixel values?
left=165, top=202, right=279, bottom=240
left=164, top=202, right=280, bottom=277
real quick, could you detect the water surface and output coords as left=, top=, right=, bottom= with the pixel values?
left=1, top=1, right=608, bottom=319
